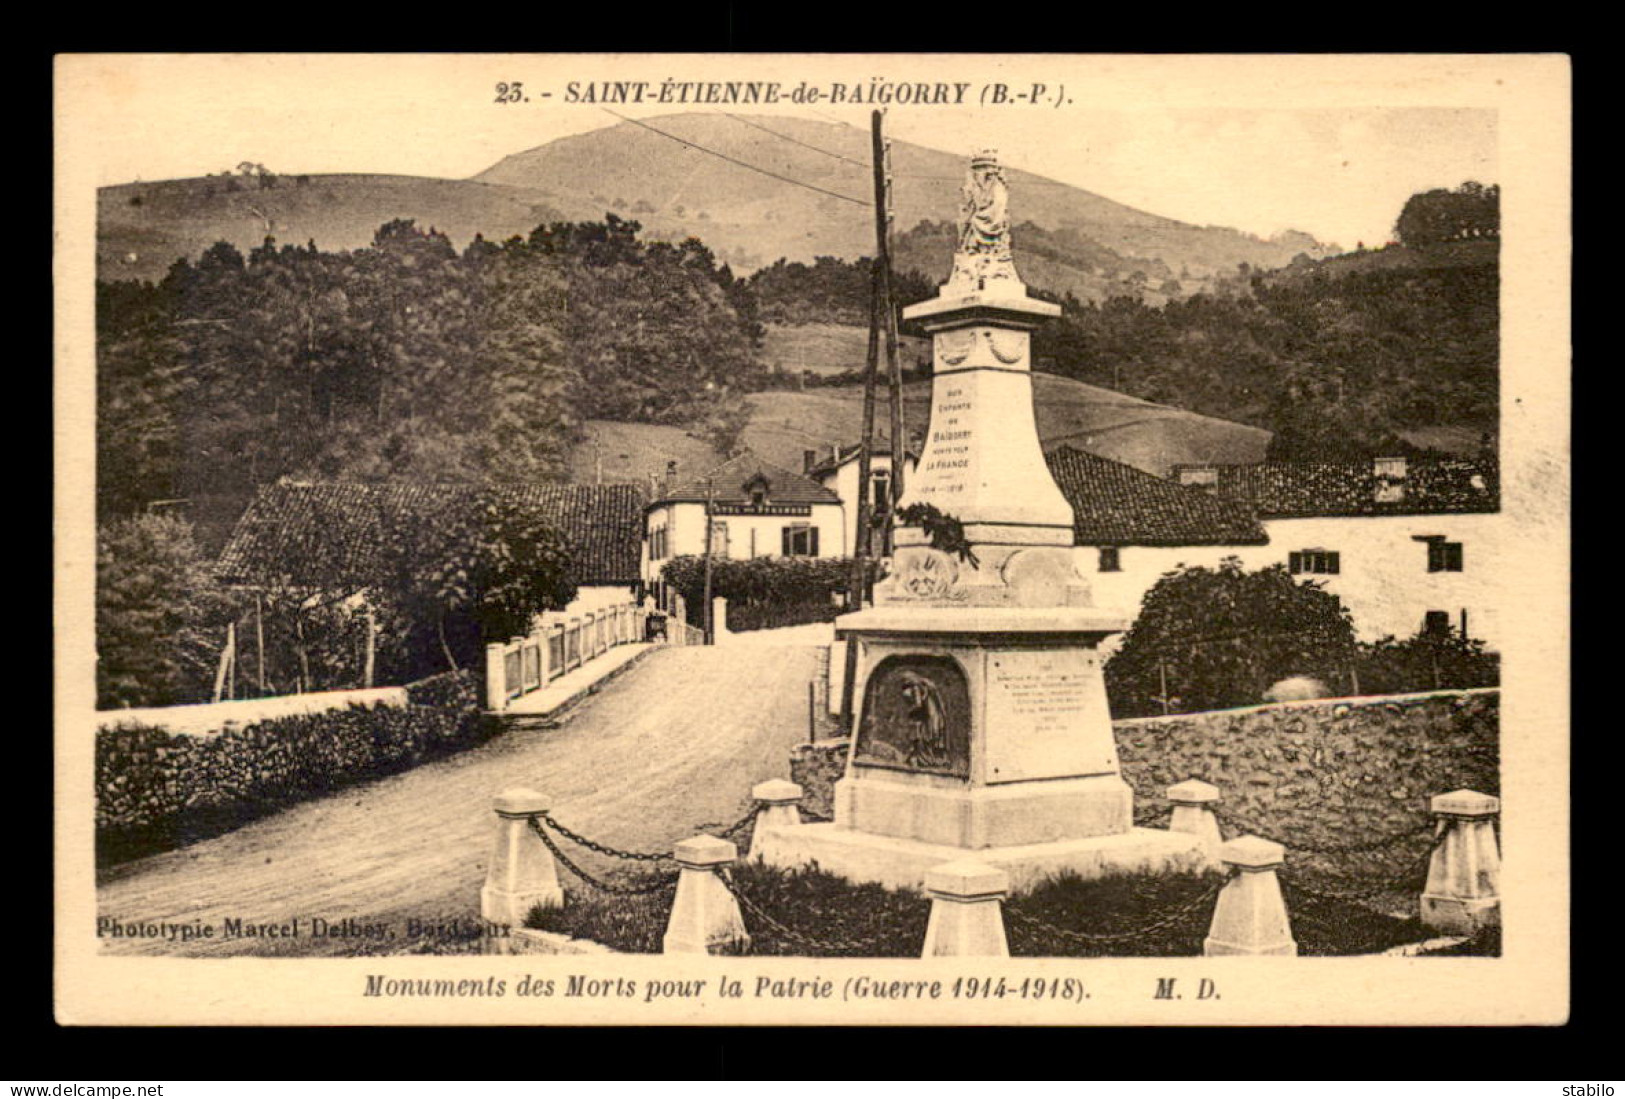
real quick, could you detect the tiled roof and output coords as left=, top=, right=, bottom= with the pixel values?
left=1178, top=457, right=1500, bottom=519
left=653, top=451, right=842, bottom=507
left=217, top=481, right=647, bottom=585
left=1045, top=446, right=1268, bottom=547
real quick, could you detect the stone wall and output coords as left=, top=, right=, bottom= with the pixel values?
left=97, top=686, right=409, bottom=737
left=791, top=689, right=1499, bottom=852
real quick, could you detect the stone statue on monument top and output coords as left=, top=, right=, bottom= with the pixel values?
left=950, top=149, right=1020, bottom=290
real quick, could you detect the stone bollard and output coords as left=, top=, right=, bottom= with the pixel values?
left=1421, top=789, right=1501, bottom=935
left=662, top=835, right=750, bottom=955
left=748, top=779, right=804, bottom=861
left=921, top=860, right=1010, bottom=958
left=1203, top=836, right=1297, bottom=956
left=1167, top=779, right=1223, bottom=860
left=480, top=789, right=564, bottom=953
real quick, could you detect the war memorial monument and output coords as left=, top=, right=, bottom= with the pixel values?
left=756, top=152, right=1212, bottom=891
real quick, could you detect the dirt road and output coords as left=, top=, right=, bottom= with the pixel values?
left=94, top=643, right=820, bottom=956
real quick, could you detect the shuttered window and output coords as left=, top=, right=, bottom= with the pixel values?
left=783, top=524, right=818, bottom=557
left=1290, top=549, right=1340, bottom=575
left=1427, top=541, right=1464, bottom=572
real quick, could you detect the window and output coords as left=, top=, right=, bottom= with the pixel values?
left=1098, top=546, right=1121, bottom=572
left=708, top=519, right=731, bottom=559
left=1427, top=541, right=1464, bottom=572
left=649, top=525, right=667, bottom=561
left=1375, top=457, right=1408, bottom=504
left=1289, top=549, right=1340, bottom=575
left=872, top=469, right=892, bottom=512
left=782, top=523, right=819, bottom=557
left=1423, top=610, right=1452, bottom=637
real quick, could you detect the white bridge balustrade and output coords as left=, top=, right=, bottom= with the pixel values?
left=485, top=596, right=651, bottom=713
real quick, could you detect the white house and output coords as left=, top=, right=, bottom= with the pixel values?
left=1173, top=455, right=1502, bottom=649
left=642, top=451, right=846, bottom=589
left=803, top=444, right=920, bottom=556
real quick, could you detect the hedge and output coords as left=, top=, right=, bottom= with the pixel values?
left=660, top=555, right=879, bottom=631
left=96, top=670, right=487, bottom=866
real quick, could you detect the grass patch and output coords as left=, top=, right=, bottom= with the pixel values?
left=526, top=860, right=1464, bottom=958
left=1413, top=925, right=1501, bottom=957
left=1005, top=869, right=1225, bottom=957
left=527, top=882, right=679, bottom=954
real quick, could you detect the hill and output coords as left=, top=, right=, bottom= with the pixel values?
left=567, top=371, right=1271, bottom=488
left=1256, top=238, right=1498, bottom=288
left=759, top=322, right=929, bottom=377
left=476, top=114, right=1336, bottom=294
left=98, top=173, right=588, bottom=283
left=97, top=116, right=1336, bottom=290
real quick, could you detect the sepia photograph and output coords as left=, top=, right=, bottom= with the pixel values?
left=53, top=53, right=1570, bottom=1026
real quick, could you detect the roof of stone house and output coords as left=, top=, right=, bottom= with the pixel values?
left=1045, top=445, right=1269, bottom=547
left=651, top=451, right=842, bottom=508
left=1175, top=456, right=1501, bottom=519
left=216, top=481, right=648, bottom=586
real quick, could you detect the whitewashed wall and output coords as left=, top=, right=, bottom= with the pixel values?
left=1066, top=511, right=1503, bottom=650
left=644, top=500, right=846, bottom=583
left=817, top=454, right=918, bottom=555
left=1238, top=513, right=1502, bottom=649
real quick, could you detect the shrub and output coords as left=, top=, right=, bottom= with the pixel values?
left=1354, top=631, right=1499, bottom=695
left=95, top=685, right=487, bottom=865
left=660, top=555, right=876, bottom=631
left=1106, top=558, right=1358, bottom=717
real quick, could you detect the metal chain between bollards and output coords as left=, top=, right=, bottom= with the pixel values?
left=536, top=809, right=675, bottom=863
left=527, top=816, right=680, bottom=897
left=696, top=804, right=762, bottom=842
left=1277, top=827, right=1445, bottom=907
left=1214, top=810, right=1437, bottom=855
left=1004, top=872, right=1234, bottom=948
left=718, top=869, right=901, bottom=955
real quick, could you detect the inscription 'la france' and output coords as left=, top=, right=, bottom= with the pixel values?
left=921, top=385, right=973, bottom=483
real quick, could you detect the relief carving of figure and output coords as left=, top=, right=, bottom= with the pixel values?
left=896, top=671, right=950, bottom=769
left=855, top=656, right=971, bottom=778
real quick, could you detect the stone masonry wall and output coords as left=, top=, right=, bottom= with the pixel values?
left=791, top=689, right=1499, bottom=854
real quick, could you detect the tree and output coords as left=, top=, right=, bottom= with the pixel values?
left=1105, top=558, right=1358, bottom=717
left=374, top=489, right=579, bottom=673
left=1395, top=181, right=1500, bottom=246
left=96, top=514, right=232, bottom=708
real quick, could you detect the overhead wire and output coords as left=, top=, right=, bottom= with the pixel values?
left=723, top=113, right=871, bottom=169
left=601, top=108, right=871, bottom=207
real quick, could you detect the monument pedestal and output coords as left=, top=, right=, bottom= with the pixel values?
left=756, top=607, right=1215, bottom=892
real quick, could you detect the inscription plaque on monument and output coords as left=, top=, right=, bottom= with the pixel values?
left=983, top=649, right=1116, bottom=783
left=854, top=655, right=972, bottom=779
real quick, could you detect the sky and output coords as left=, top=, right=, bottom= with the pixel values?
left=60, top=54, right=1501, bottom=250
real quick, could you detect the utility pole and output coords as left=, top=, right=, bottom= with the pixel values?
left=840, top=263, right=883, bottom=733
left=874, top=110, right=906, bottom=556
left=702, top=477, right=715, bottom=645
